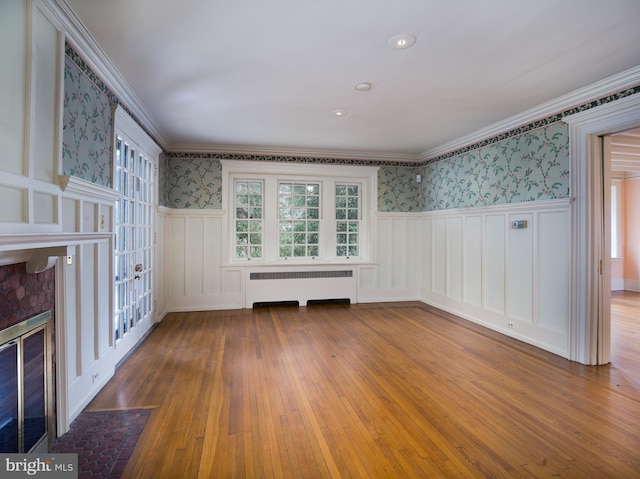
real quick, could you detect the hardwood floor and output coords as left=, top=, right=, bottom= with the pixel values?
left=86, top=302, right=640, bottom=478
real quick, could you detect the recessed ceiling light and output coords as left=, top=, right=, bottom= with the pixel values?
left=355, top=83, right=372, bottom=92
left=387, top=34, right=417, bottom=50
left=331, top=109, right=348, bottom=117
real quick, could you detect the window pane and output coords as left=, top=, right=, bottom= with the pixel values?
left=336, top=184, right=359, bottom=257
left=278, top=181, right=321, bottom=258
left=235, top=180, right=263, bottom=259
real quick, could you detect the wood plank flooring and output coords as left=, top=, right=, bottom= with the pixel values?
left=86, top=301, right=640, bottom=478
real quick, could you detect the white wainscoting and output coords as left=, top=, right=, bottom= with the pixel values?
left=358, top=213, right=421, bottom=303
left=163, top=201, right=570, bottom=358
left=163, top=209, right=243, bottom=311
left=56, top=178, right=118, bottom=432
left=420, top=199, right=570, bottom=357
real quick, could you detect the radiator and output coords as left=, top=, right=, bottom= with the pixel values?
left=245, top=268, right=356, bottom=307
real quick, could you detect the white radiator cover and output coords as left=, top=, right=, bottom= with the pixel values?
left=245, top=266, right=357, bottom=307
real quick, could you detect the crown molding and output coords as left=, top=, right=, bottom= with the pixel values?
left=419, top=65, right=640, bottom=161
left=48, top=0, right=170, bottom=150
left=166, top=143, right=420, bottom=164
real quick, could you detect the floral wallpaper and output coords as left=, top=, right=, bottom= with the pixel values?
left=378, top=166, right=422, bottom=212
left=158, top=153, right=168, bottom=207
left=62, top=56, right=113, bottom=188
left=167, top=158, right=222, bottom=209
left=420, top=123, right=569, bottom=211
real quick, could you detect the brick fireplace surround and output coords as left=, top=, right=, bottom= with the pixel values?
left=0, top=262, right=56, bottom=439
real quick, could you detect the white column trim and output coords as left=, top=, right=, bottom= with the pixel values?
left=563, top=93, right=640, bottom=364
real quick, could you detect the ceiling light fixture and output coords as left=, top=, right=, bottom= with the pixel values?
left=387, top=33, right=417, bottom=50
left=355, top=82, right=372, bottom=92
left=331, top=109, right=348, bottom=117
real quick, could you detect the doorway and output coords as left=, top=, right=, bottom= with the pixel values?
left=608, top=128, right=640, bottom=375
left=113, top=133, right=155, bottom=364
left=563, top=92, right=640, bottom=365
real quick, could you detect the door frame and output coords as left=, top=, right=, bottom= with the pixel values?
left=563, top=93, right=640, bottom=365
left=112, top=106, right=161, bottom=364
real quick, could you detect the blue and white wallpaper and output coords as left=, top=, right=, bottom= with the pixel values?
left=62, top=56, right=113, bottom=188
left=420, top=123, right=569, bottom=211
left=378, top=166, right=422, bottom=212
left=166, top=158, right=222, bottom=209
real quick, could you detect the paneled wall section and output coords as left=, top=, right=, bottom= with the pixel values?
left=420, top=200, right=570, bottom=357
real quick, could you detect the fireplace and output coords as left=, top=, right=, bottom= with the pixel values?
left=0, top=263, right=55, bottom=453
left=0, top=311, right=52, bottom=453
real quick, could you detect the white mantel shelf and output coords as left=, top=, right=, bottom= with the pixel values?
left=0, top=233, right=112, bottom=252
left=0, top=233, right=113, bottom=271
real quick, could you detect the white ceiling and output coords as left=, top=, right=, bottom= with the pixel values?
left=64, top=0, right=640, bottom=159
left=611, top=128, right=640, bottom=177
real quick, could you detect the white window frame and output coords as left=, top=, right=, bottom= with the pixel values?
left=222, top=160, right=378, bottom=265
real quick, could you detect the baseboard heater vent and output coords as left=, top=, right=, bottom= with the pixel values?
left=245, top=269, right=357, bottom=307
left=250, top=270, right=353, bottom=281
left=307, top=298, right=351, bottom=306
left=253, top=300, right=300, bottom=308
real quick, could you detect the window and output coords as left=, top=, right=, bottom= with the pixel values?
left=234, top=180, right=263, bottom=259
left=279, top=182, right=320, bottom=258
left=611, top=182, right=621, bottom=258
left=335, top=184, right=360, bottom=257
left=223, top=161, right=377, bottom=264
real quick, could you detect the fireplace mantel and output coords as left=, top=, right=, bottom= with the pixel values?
left=0, top=233, right=112, bottom=271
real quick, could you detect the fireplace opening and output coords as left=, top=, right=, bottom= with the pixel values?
left=0, top=310, right=52, bottom=453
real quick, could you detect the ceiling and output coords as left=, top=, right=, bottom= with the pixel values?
left=64, top=0, right=640, bottom=160
left=611, top=129, right=640, bottom=177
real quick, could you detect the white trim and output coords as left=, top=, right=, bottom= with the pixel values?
left=164, top=208, right=226, bottom=218
left=59, top=175, right=120, bottom=202
left=563, top=92, right=640, bottom=365
left=0, top=233, right=111, bottom=251
left=113, top=105, right=162, bottom=157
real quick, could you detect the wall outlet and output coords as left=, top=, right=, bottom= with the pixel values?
left=91, top=372, right=99, bottom=383
left=507, top=321, right=515, bottom=329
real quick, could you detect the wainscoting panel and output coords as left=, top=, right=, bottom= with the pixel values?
left=485, top=215, right=506, bottom=315
left=359, top=214, right=421, bottom=303
left=447, top=217, right=463, bottom=301
left=537, top=210, right=569, bottom=332
left=508, top=213, right=534, bottom=323
left=420, top=200, right=570, bottom=358
left=185, top=217, right=204, bottom=296
left=420, top=218, right=432, bottom=293
left=432, top=218, right=447, bottom=296
left=165, top=210, right=242, bottom=311
left=169, top=216, right=186, bottom=297
left=463, top=216, right=483, bottom=307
